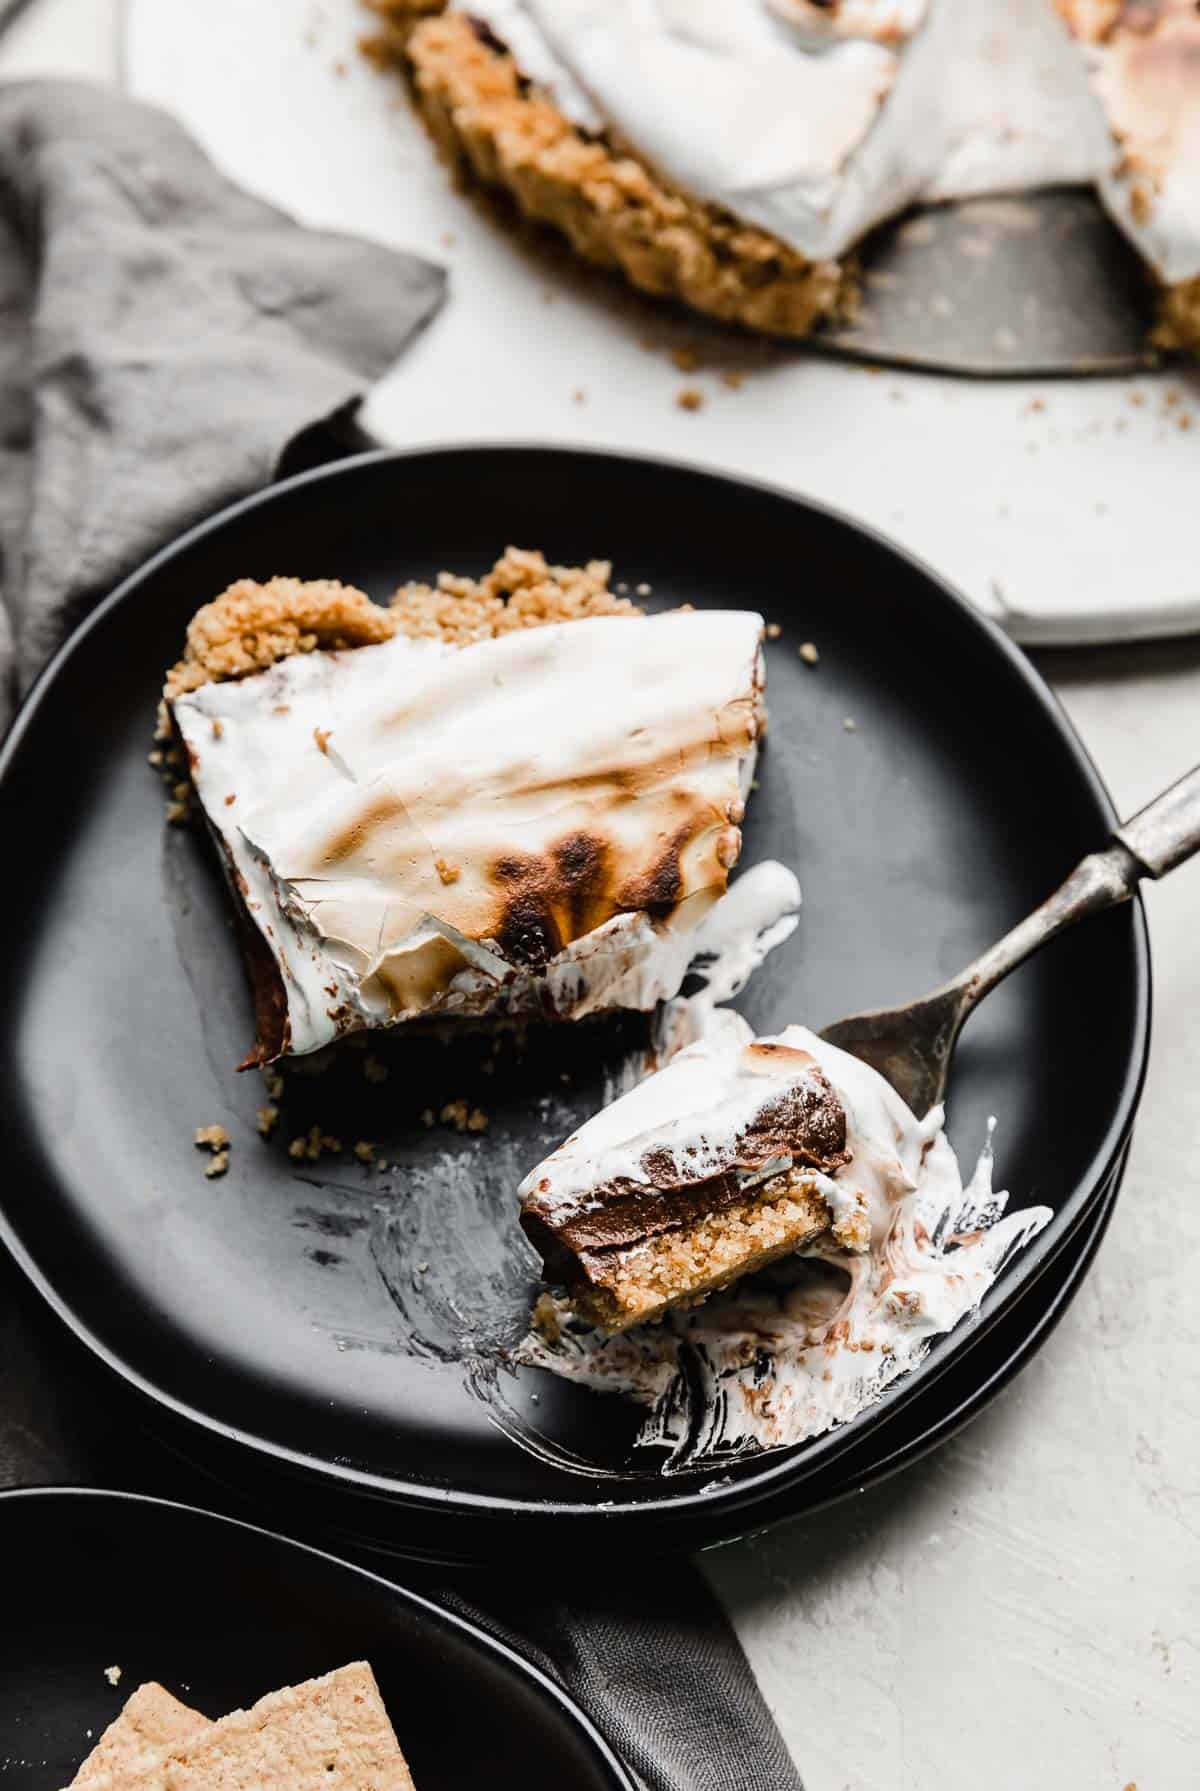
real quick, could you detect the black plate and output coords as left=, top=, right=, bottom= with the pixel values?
left=0, top=446, right=1150, bottom=1552
left=143, top=1144, right=1126, bottom=1566
left=0, top=1487, right=632, bottom=1790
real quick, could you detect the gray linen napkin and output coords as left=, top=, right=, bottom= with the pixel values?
left=0, top=77, right=445, bottom=729
left=0, top=79, right=803, bottom=1791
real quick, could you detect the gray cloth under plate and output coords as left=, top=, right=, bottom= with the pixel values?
left=0, top=79, right=803, bottom=1791
left=0, top=78, right=445, bottom=730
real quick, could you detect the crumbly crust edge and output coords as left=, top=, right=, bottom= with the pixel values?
left=362, top=1, right=857, bottom=339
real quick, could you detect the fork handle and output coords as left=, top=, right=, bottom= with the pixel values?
left=960, top=763, right=1200, bottom=1008
left=1116, top=764, right=1200, bottom=878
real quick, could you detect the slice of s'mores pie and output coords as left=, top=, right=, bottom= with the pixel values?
left=73, top=1662, right=414, bottom=1791
left=520, top=1013, right=944, bottom=1332
left=167, top=551, right=796, bottom=1064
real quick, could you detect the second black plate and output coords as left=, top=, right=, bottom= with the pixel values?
left=0, top=1488, right=631, bottom=1790
left=0, top=446, right=1149, bottom=1551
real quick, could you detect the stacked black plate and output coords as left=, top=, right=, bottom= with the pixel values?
left=0, top=447, right=1149, bottom=1563
left=1, top=1487, right=635, bottom=1789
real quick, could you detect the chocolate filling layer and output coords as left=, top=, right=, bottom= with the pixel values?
left=521, top=1060, right=849, bottom=1283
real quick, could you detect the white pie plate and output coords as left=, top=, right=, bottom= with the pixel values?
left=123, top=0, right=1200, bottom=647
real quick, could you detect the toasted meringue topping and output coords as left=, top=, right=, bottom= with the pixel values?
left=174, top=609, right=771, bottom=1057
left=765, top=0, right=929, bottom=47
left=1063, top=0, right=1200, bottom=284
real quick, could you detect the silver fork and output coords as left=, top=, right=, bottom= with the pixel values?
left=819, top=764, right=1200, bottom=1117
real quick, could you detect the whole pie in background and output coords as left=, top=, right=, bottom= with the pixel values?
left=362, top=0, right=1200, bottom=352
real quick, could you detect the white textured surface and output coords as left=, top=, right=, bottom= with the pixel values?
left=118, top=0, right=1200, bottom=648
left=7, top=6, right=1200, bottom=1786
left=705, top=654, right=1200, bottom=1790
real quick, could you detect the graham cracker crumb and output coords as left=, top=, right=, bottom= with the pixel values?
left=354, top=1140, right=376, bottom=1164
left=575, top=1166, right=831, bottom=1331
left=103, top=1665, right=122, bottom=1687
left=676, top=386, right=704, bottom=411
left=165, top=801, right=189, bottom=826
left=314, top=726, right=332, bottom=754
left=720, top=369, right=744, bottom=390
left=437, top=1098, right=490, bottom=1133
left=194, top=1125, right=230, bottom=1151
left=390, top=545, right=642, bottom=648
left=671, top=344, right=701, bottom=373
left=799, top=641, right=820, bottom=665
left=264, top=1071, right=285, bottom=1099
left=765, top=622, right=782, bottom=640
left=256, top=1105, right=280, bottom=1137
left=288, top=1124, right=343, bottom=1163
left=204, top=1151, right=229, bottom=1179
left=164, top=576, right=396, bottom=702
left=435, top=857, right=461, bottom=884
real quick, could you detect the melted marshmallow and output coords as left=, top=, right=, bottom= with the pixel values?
left=518, top=1027, right=1053, bottom=1463
left=1063, top=0, right=1200, bottom=287
left=457, top=0, right=1200, bottom=284
left=174, top=610, right=774, bottom=1056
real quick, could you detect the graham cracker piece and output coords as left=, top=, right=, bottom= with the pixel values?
left=71, top=1683, right=210, bottom=1788
left=76, top=1662, right=415, bottom=1791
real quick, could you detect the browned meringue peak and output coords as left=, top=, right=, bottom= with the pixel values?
left=1060, top=0, right=1200, bottom=286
